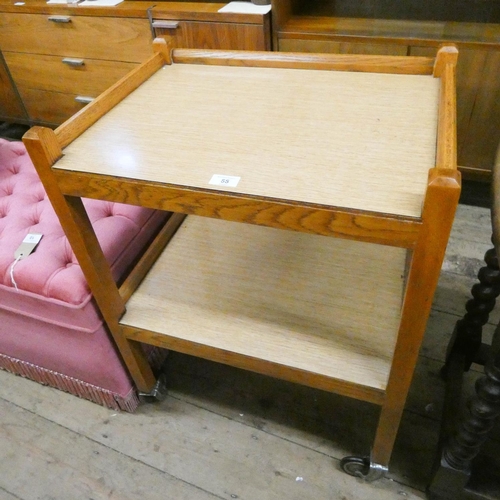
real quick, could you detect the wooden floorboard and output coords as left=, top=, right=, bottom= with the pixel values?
left=0, top=202, right=495, bottom=500
left=0, top=398, right=218, bottom=500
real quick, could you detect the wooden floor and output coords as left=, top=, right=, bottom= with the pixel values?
left=0, top=202, right=497, bottom=500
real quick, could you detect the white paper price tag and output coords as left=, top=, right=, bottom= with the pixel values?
left=209, top=174, right=241, bottom=188
left=14, top=233, right=43, bottom=260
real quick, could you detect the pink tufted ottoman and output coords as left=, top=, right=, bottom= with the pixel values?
left=0, top=138, right=169, bottom=411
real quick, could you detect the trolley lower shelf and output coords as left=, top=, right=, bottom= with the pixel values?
left=121, top=215, right=406, bottom=404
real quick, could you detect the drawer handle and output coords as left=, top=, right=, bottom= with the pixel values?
left=152, top=20, right=180, bottom=29
left=75, top=96, right=94, bottom=104
left=48, top=16, right=72, bottom=23
left=62, top=58, right=85, bottom=67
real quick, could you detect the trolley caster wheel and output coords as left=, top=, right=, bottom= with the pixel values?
left=138, top=372, right=168, bottom=403
left=340, top=456, right=370, bottom=478
left=340, top=456, right=388, bottom=482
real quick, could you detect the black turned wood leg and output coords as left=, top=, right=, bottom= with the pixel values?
left=442, top=245, right=500, bottom=376
left=428, top=241, right=500, bottom=500
left=444, top=352, right=500, bottom=470
left=428, top=347, right=500, bottom=500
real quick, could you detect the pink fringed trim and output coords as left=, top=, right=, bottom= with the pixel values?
left=0, top=353, right=140, bottom=412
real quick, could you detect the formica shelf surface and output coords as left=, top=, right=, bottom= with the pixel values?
left=56, top=63, right=440, bottom=218
left=121, top=216, right=406, bottom=392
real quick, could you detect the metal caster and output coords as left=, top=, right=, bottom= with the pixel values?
left=138, top=372, right=168, bottom=403
left=340, top=456, right=388, bottom=482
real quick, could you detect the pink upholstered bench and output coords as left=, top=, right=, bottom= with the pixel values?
left=0, top=138, right=169, bottom=411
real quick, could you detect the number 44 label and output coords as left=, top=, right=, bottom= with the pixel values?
left=209, top=174, right=241, bottom=188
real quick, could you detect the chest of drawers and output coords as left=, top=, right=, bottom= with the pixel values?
left=0, top=3, right=153, bottom=125
left=0, top=1, right=272, bottom=126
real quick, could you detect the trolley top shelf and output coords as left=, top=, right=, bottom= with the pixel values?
left=55, top=61, right=440, bottom=219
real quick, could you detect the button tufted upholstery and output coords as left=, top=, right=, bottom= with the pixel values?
left=0, top=139, right=168, bottom=331
left=0, top=139, right=169, bottom=410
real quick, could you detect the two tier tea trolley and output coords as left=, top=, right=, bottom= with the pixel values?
left=24, top=40, right=460, bottom=479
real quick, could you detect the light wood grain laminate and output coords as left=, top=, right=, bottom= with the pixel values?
left=56, top=63, right=439, bottom=219
left=121, top=215, right=405, bottom=395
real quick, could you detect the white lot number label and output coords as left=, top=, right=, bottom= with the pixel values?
left=15, top=233, right=43, bottom=260
left=209, top=174, right=241, bottom=188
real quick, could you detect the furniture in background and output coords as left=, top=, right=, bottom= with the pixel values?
left=0, top=1, right=153, bottom=126
left=270, top=0, right=500, bottom=182
left=23, top=40, right=460, bottom=478
left=0, top=138, right=170, bottom=411
left=0, top=51, right=26, bottom=124
left=0, top=1, right=271, bottom=127
left=149, top=2, right=271, bottom=51
left=428, top=146, right=500, bottom=499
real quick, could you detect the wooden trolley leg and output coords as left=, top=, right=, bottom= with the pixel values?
left=341, top=169, right=461, bottom=479
left=23, top=126, right=158, bottom=394
left=376, top=170, right=460, bottom=467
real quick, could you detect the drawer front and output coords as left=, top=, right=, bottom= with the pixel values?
left=0, top=13, right=152, bottom=62
left=154, top=21, right=269, bottom=50
left=4, top=52, right=137, bottom=95
left=18, top=87, right=91, bottom=125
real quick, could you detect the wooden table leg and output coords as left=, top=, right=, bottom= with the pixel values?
left=442, top=244, right=500, bottom=375
left=428, top=343, right=500, bottom=499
